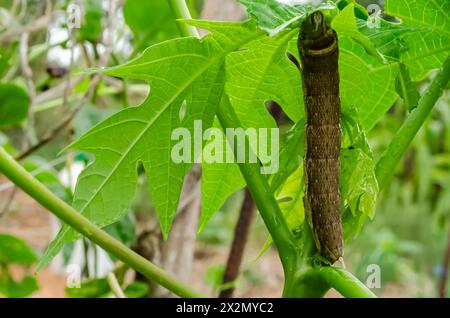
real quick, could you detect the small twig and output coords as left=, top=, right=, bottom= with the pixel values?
left=16, top=0, right=120, bottom=160
left=107, top=272, right=126, bottom=298
left=17, top=0, right=27, bottom=21
left=99, top=0, right=118, bottom=67
left=439, top=231, right=450, bottom=297
left=80, top=43, right=93, bottom=67
left=19, top=31, right=38, bottom=147
left=0, top=2, right=53, bottom=44
left=62, top=30, right=77, bottom=111
left=0, top=187, right=17, bottom=218
left=34, top=76, right=85, bottom=106
left=177, top=179, right=201, bottom=212
left=219, top=189, right=255, bottom=298
left=15, top=74, right=101, bottom=160
left=19, top=33, right=36, bottom=100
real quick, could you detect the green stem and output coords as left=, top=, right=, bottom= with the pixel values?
left=376, top=56, right=450, bottom=188
left=217, top=97, right=299, bottom=273
left=319, top=267, right=377, bottom=298
left=168, top=0, right=200, bottom=38
left=0, top=148, right=204, bottom=298
left=167, top=0, right=299, bottom=273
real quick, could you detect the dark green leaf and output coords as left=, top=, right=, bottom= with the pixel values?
left=0, top=273, right=39, bottom=298
left=78, top=0, right=103, bottom=43
left=0, top=234, right=37, bottom=265
left=123, top=281, right=150, bottom=298
left=0, top=83, right=30, bottom=128
left=65, top=277, right=110, bottom=298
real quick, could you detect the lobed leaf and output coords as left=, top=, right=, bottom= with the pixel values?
left=239, top=0, right=335, bottom=35
left=385, top=0, right=450, bottom=80
left=40, top=21, right=263, bottom=269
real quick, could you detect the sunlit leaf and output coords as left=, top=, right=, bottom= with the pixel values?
left=385, top=0, right=450, bottom=80
left=239, top=0, right=335, bottom=35
left=39, top=21, right=262, bottom=269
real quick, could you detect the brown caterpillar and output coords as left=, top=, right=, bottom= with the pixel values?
left=297, top=12, right=343, bottom=263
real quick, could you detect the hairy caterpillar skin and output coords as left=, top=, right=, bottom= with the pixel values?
left=298, top=12, right=343, bottom=263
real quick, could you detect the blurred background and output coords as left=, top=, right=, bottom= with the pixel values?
left=0, top=0, right=449, bottom=298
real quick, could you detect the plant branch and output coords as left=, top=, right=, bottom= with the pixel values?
left=107, top=272, right=126, bottom=298
left=217, top=96, right=299, bottom=270
left=0, top=2, right=53, bottom=44
left=319, top=267, right=377, bottom=298
left=168, top=0, right=200, bottom=38
left=20, top=32, right=38, bottom=146
left=220, top=188, right=255, bottom=298
left=0, top=148, right=205, bottom=298
left=15, top=74, right=101, bottom=160
left=376, top=56, right=450, bottom=188
left=16, top=0, right=119, bottom=160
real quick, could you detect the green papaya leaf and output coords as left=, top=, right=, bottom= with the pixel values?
left=331, top=2, right=380, bottom=60
left=103, top=212, right=136, bottom=247
left=276, top=165, right=305, bottom=232
left=0, top=234, right=37, bottom=265
left=339, top=37, right=398, bottom=131
left=39, top=20, right=264, bottom=269
left=385, top=0, right=450, bottom=80
left=226, top=28, right=303, bottom=129
left=200, top=120, right=245, bottom=232
left=340, top=113, right=379, bottom=239
left=65, top=277, right=110, bottom=298
left=0, top=273, right=39, bottom=298
left=259, top=165, right=305, bottom=257
left=0, top=83, right=30, bottom=128
left=270, top=118, right=304, bottom=192
left=239, top=0, right=335, bottom=35
left=123, top=281, right=150, bottom=298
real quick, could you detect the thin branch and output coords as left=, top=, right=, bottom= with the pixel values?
left=0, top=148, right=205, bottom=298
left=15, top=74, right=101, bottom=160
left=16, top=0, right=120, bottom=160
left=62, top=30, right=77, bottom=113
left=0, top=3, right=53, bottom=44
left=177, top=179, right=201, bottom=212
left=219, top=189, right=255, bottom=298
left=19, top=31, right=38, bottom=146
left=34, top=76, right=85, bottom=105
left=0, top=186, right=17, bottom=218
left=19, top=32, right=36, bottom=101
left=107, top=272, right=126, bottom=298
